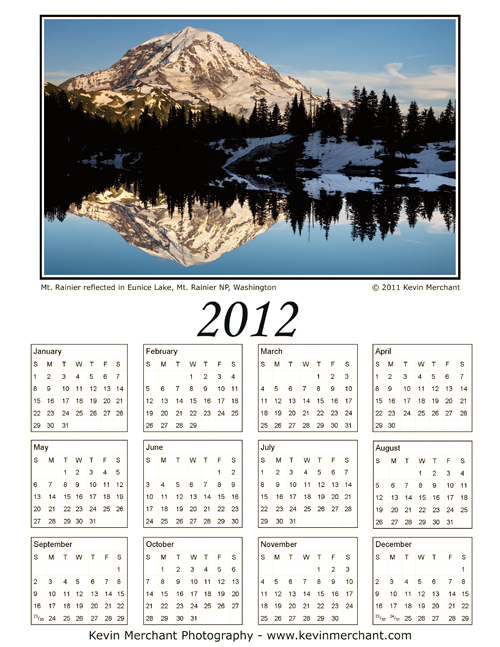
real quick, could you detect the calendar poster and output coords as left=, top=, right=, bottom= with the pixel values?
left=2, top=4, right=499, bottom=647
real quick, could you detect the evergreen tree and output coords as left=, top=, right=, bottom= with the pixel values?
left=248, top=101, right=259, bottom=137
left=405, top=100, right=421, bottom=144
left=422, top=106, right=439, bottom=143
left=438, top=99, right=455, bottom=141
left=270, top=104, right=282, bottom=135
left=257, top=97, right=270, bottom=136
left=376, top=90, right=392, bottom=142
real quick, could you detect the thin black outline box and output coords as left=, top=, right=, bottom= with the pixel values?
left=143, top=344, right=243, bottom=432
left=372, top=343, right=473, bottom=433
left=258, top=439, right=358, bottom=528
left=258, top=536, right=358, bottom=625
left=258, top=344, right=358, bottom=433
left=31, top=536, right=128, bottom=625
left=143, top=439, right=243, bottom=528
left=372, top=440, right=472, bottom=530
left=143, top=536, right=243, bottom=625
left=31, top=343, right=128, bottom=433
left=31, top=439, right=128, bottom=529
left=372, top=536, right=472, bottom=625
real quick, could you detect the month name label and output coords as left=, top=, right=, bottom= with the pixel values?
left=373, top=344, right=472, bottom=432
left=31, top=537, right=127, bottom=625
left=143, top=345, right=242, bottom=432
left=259, top=440, right=357, bottom=528
left=143, top=537, right=243, bottom=625
left=258, top=345, right=358, bottom=432
left=373, top=537, right=472, bottom=625
left=258, top=537, right=358, bottom=625
left=31, top=344, right=128, bottom=432
left=144, top=440, right=242, bottom=528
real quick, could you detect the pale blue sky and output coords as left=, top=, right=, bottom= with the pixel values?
left=43, top=17, right=457, bottom=113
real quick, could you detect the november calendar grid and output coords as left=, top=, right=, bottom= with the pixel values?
left=258, top=537, right=358, bottom=625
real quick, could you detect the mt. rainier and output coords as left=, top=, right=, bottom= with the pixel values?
left=60, top=26, right=332, bottom=117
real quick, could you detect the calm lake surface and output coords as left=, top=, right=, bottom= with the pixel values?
left=43, top=171, right=456, bottom=277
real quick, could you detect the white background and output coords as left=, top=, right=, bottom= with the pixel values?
left=2, top=2, right=498, bottom=646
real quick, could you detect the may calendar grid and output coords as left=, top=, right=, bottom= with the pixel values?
left=31, top=439, right=128, bottom=528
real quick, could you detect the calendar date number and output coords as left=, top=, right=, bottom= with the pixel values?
left=198, top=301, right=298, bottom=337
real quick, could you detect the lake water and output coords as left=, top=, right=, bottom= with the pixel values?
left=43, top=174, right=456, bottom=277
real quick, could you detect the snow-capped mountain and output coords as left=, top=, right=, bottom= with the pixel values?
left=68, top=191, right=286, bottom=266
left=60, top=27, right=323, bottom=117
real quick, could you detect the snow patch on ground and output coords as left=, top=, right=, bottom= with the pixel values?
left=398, top=142, right=455, bottom=174
left=397, top=174, right=456, bottom=191
left=302, top=133, right=384, bottom=172
left=304, top=174, right=383, bottom=198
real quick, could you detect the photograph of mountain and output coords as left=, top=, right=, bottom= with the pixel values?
left=42, top=17, right=458, bottom=277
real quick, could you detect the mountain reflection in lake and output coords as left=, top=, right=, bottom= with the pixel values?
left=43, top=167, right=456, bottom=277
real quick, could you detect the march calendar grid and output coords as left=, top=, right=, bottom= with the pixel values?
left=258, top=344, right=358, bottom=432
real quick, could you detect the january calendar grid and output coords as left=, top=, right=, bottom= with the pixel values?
left=372, top=344, right=472, bottom=432
left=31, top=344, right=128, bottom=432
left=143, top=344, right=243, bottom=432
